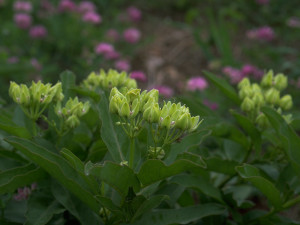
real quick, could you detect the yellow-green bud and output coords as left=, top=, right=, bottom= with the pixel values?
left=279, top=95, right=293, bottom=110
left=265, top=88, right=280, bottom=105
left=261, top=70, right=274, bottom=88
left=283, top=114, right=293, bottom=124
left=241, top=97, right=255, bottom=112
left=66, top=115, right=80, bottom=128
left=125, top=89, right=141, bottom=103
left=130, top=98, right=140, bottom=118
left=238, top=78, right=251, bottom=89
left=109, top=95, right=122, bottom=114
left=143, top=103, right=160, bottom=123
left=119, top=101, right=130, bottom=118
left=256, top=113, right=269, bottom=128
left=175, top=112, right=191, bottom=130
left=160, top=115, right=172, bottom=129
left=189, top=116, right=202, bottom=132
left=20, top=84, right=30, bottom=106
left=252, top=93, right=264, bottom=107
left=239, top=86, right=253, bottom=99
left=9, top=82, right=22, bottom=103
left=274, top=73, right=288, bottom=91
left=55, top=102, right=62, bottom=117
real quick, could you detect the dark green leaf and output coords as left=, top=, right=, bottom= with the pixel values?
left=60, top=70, right=76, bottom=103
left=0, top=113, right=31, bottom=138
left=205, top=157, right=239, bottom=175
left=72, top=87, right=101, bottom=102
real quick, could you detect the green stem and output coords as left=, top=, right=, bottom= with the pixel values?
left=282, top=195, right=300, bottom=209
left=129, top=138, right=135, bottom=169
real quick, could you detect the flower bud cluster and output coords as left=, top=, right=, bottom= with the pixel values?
left=55, top=97, right=90, bottom=129
left=82, top=69, right=137, bottom=90
left=238, top=70, right=293, bottom=127
left=9, top=81, right=63, bottom=120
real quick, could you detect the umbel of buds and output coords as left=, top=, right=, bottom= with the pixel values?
left=9, top=81, right=64, bottom=120
left=109, top=87, right=202, bottom=159
left=238, top=70, right=293, bottom=128
left=55, top=97, right=90, bottom=129
left=82, top=69, right=137, bottom=90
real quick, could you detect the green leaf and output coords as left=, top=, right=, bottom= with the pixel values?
left=138, top=159, right=206, bottom=187
left=203, top=71, right=240, bottom=105
left=131, top=195, right=169, bottom=222
left=262, top=107, right=300, bottom=178
left=60, top=70, right=76, bottom=104
left=0, top=113, right=31, bottom=138
left=97, top=91, right=126, bottom=163
left=205, top=157, right=239, bottom=175
left=51, top=180, right=102, bottom=225
left=128, top=203, right=226, bottom=225
left=0, top=164, right=46, bottom=194
left=236, top=164, right=283, bottom=209
left=231, top=110, right=262, bottom=155
left=5, top=137, right=101, bottom=213
left=85, top=161, right=140, bottom=197
left=25, top=193, right=65, bottom=225
left=72, top=87, right=101, bottom=102
left=170, top=174, right=223, bottom=203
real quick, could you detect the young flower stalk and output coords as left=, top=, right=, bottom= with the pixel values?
left=109, top=87, right=202, bottom=165
left=238, top=70, right=293, bottom=128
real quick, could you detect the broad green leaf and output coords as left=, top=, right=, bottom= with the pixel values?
left=5, top=137, right=101, bottom=213
left=0, top=164, right=46, bottom=194
left=205, top=157, right=239, bottom=175
left=85, top=161, right=140, bottom=197
left=231, top=110, right=262, bottom=155
left=236, top=164, right=283, bottom=209
left=128, top=203, right=226, bottom=225
left=203, top=71, right=240, bottom=105
left=0, top=113, right=31, bottom=138
left=60, top=70, right=76, bottom=104
left=170, top=174, right=223, bottom=203
left=72, top=87, right=101, bottom=102
left=262, top=107, right=300, bottom=178
left=131, top=195, right=169, bottom=222
left=25, top=193, right=65, bottom=225
left=51, top=181, right=102, bottom=225
left=0, top=148, right=27, bottom=162
left=138, top=159, right=206, bottom=187
left=165, top=130, right=211, bottom=164
left=97, top=91, right=126, bottom=163
left=175, top=152, right=206, bottom=168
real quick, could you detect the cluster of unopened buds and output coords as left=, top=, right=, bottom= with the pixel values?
left=82, top=69, right=137, bottom=91
left=109, top=87, right=202, bottom=159
left=238, top=70, right=293, bottom=128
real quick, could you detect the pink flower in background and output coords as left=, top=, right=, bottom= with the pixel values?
left=222, top=66, right=243, bottom=84
left=115, top=59, right=130, bottom=71
left=14, top=13, right=32, bottom=29
left=95, top=42, right=114, bottom=55
left=77, top=1, right=95, bottom=14
left=127, top=6, right=142, bottom=22
left=187, top=76, right=208, bottom=91
left=82, top=11, right=102, bottom=24
left=31, top=58, right=42, bottom=70
left=241, top=64, right=263, bottom=79
left=14, top=187, right=31, bottom=201
left=247, top=26, right=275, bottom=41
left=7, top=56, right=19, bottom=64
left=256, top=0, right=269, bottom=5
left=287, top=17, right=300, bottom=28
left=104, top=50, right=120, bottom=60
left=13, top=1, right=32, bottom=12
left=106, top=29, right=119, bottom=42
left=123, top=28, right=141, bottom=43
left=203, top=99, right=219, bottom=111
left=130, top=71, right=147, bottom=82
left=58, top=0, right=76, bottom=12
left=153, top=86, right=174, bottom=98
left=29, top=25, right=48, bottom=39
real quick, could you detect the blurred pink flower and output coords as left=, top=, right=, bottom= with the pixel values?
left=127, top=6, right=142, bottom=22
left=14, top=13, right=32, bottom=29
left=31, top=58, right=42, bottom=70
left=123, top=28, right=141, bottom=43
left=104, top=50, right=120, bottom=60
left=7, top=56, right=19, bottom=64
left=241, top=64, right=264, bottom=79
left=287, top=17, right=300, bottom=28
left=77, top=1, right=95, bottom=14
left=203, top=99, right=219, bottom=110
left=153, top=85, right=174, bottom=98
left=247, top=26, right=275, bottom=41
left=222, top=66, right=243, bottom=84
left=106, top=29, right=119, bottom=42
left=14, top=187, right=31, bottom=201
left=13, top=1, right=32, bottom=12
left=130, top=71, right=147, bottom=82
left=187, top=76, right=208, bottom=91
left=115, top=59, right=130, bottom=71
left=82, top=11, right=102, bottom=24
left=29, top=25, right=48, bottom=39
left=95, top=42, right=114, bottom=55
left=58, top=0, right=76, bottom=12
left=256, top=0, right=269, bottom=5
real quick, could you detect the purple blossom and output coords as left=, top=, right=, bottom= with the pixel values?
left=14, top=13, right=32, bottom=29
left=153, top=85, right=174, bottom=98
left=130, top=71, right=147, bottom=82
left=222, top=66, right=243, bottom=84
left=7, top=56, right=19, bottom=64
left=115, top=59, right=130, bottom=71
left=127, top=6, right=142, bottom=22
left=287, top=17, right=300, bottom=28
left=82, top=11, right=102, bottom=24
left=29, top=25, right=48, bottom=39
left=13, top=1, right=32, bottom=12
left=187, top=76, right=208, bottom=91
left=247, top=26, right=275, bottom=41
left=123, top=28, right=141, bottom=43
left=77, top=1, right=95, bottom=14
left=95, top=42, right=114, bottom=55
left=203, top=99, right=219, bottom=111
left=104, top=50, right=120, bottom=60
left=58, top=0, right=76, bottom=12
left=106, top=29, right=120, bottom=42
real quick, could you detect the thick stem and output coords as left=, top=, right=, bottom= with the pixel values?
left=129, top=137, right=135, bottom=169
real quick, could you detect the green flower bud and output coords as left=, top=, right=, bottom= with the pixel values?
left=148, top=146, right=165, bottom=160
left=239, top=86, right=253, bottom=99
left=119, top=101, right=130, bottom=118
left=261, top=70, right=274, bottom=88
left=160, top=115, right=172, bottom=129
left=109, top=95, right=121, bottom=114
left=274, top=73, right=288, bottom=91
left=142, top=96, right=157, bottom=112
left=279, top=95, right=293, bottom=110
left=252, top=92, right=264, bottom=107
left=283, top=114, right=293, bottom=124
left=175, top=112, right=191, bottom=130
left=124, top=79, right=137, bottom=89
left=125, top=88, right=141, bottom=103
left=256, top=113, right=269, bottom=128
left=241, top=97, right=255, bottom=112
left=20, top=84, right=30, bottom=106
left=55, top=102, right=63, bottom=117
left=51, top=82, right=64, bottom=102
left=130, top=98, right=140, bottom=118
left=143, top=103, right=160, bottom=123
left=9, top=82, right=21, bottom=103
left=251, top=83, right=261, bottom=93
left=238, top=78, right=251, bottom=89
left=109, top=87, right=121, bottom=100
left=264, top=88, right=280, bottom=105
left=66, top=115, right=80, bottom=128
left=189, top=115, right=202, bottom=132
left=81, top=101, right=90, bottom=116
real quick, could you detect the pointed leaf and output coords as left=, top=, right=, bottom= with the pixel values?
left=60, top=70, right=76, bottom=104
left=205, top=157, right=239, bottom=175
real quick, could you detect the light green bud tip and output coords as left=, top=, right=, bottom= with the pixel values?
left=274, top=73, right=288, bottom=91
left=261, top=70, right=274, bottom=88
left=143, top=103, right=160, bottom=123
left=238, top=78, right=251, bottom=90
left=239, top=86, right=253, bottom=99
left=241, top=97, right=255, bottom=112
left=256, top=113, right=269, bottom=128
left=279, top=95, right=293, bottom=110
left=66, top=115, right=80, bottom=128
left=264, top=88, right=280, bottom=105
left=175, top=112, right=191, bottom=130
